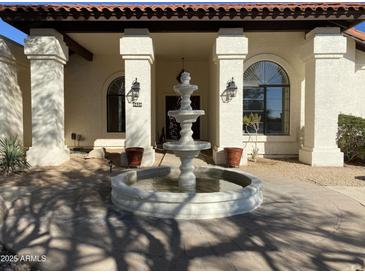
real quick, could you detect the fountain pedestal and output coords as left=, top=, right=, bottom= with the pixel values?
left=176, top=150, right=199, bottom=192
left=163, top=72, right=211, bottom=191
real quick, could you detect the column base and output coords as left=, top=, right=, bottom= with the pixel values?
left=121, top=146, right=155, bottom=167
left=213, top=146, right=248, bottom=166
left=27, top=145, right=70, bottom=167
left=299, top=146, right=344, bottom=167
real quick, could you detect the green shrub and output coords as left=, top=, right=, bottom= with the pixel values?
left=0, top=137, right=30, bottom=175
left=337, top=114, right=365, bottom=162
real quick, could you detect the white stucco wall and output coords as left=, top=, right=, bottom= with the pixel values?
left=339, top=38, right=365, bottom=119
left=0, top=37, right=31, bottom=147
left=353, top=49, right=365, bottom=118
left=64, top=54, right=124, bottom=148
left=208, top=56, right=218, bottom=148
left=24, top=29, right=71, bottom=166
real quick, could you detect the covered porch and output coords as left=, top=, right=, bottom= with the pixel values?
left=1, top=3, right=365, bottom=167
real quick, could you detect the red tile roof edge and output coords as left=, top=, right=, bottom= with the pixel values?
left=1, top=3, right=365, bottom=12
left=344, top=27, right=365, bottom=42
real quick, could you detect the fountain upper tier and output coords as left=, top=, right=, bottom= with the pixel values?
left=172, top=72, right=199, bottom=112
left=163, top=71, right=210, bottom=152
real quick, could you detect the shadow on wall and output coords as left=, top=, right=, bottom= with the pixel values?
left=30, top=60, right=64, bottom=148
left=0, top=59, right=23, bottom=141
left=125, top=99, right=152, bottom=148
left=0, top=158, right=364, bottom=270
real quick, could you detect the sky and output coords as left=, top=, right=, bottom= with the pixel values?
left=0, top=19, right=27, bottom=44
left=1, top=4, right=365, bottom=45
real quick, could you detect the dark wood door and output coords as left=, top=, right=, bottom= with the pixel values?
left=165, top=96, right=200, bottom=140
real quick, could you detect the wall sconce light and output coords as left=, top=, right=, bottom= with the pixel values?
left=226, top=77, right=238, bottom=98
left=126, top=78, right=140, bottom=103
left=220, top=77, right=238, bottom=103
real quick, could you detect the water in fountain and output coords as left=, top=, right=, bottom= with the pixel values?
left=131, top=176, right=245, bottom=193
left=163, top=72, right=211, bottom=192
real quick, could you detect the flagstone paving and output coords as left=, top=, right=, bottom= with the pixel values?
left=0, top=156, right=364, bottom=270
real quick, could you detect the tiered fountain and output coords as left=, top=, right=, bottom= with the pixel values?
left=163, top=72, right=211, bottom=192
left=112, top=72, right=263, bottom=219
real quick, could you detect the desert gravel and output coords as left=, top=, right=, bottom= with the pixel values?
left=241, top=158, right=365, bottom=187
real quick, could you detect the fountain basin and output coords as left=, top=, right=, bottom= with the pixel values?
left=111, top=166, right=263, bottom=219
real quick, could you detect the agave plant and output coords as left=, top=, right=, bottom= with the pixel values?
left=0, top=137, right=30, bottom=175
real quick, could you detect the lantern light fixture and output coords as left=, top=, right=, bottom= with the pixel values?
left=226, top=77, right=238, bottom=98
left=126, top=78, right=141, bottom=103
left=131, top=78, right=140, bottom=100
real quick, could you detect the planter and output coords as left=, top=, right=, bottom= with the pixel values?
left=125, top=147, right=144, bottom=168
left=224, top=147, right=243, bottom=168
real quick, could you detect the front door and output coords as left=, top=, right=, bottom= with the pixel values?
left=165, top=96, right=200, bottom=140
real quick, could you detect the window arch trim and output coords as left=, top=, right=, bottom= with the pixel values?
left=244, top=60, right=290, bottom=87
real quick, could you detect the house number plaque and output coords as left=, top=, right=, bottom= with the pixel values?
left=133, top=102, right=142, bottom=107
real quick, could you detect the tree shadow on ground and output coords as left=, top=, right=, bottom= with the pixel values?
left=0, top=157, right=365, bottom=270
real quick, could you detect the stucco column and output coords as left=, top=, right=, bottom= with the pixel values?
left=299, top=27, right=346, bottom=167
left=24, top=29, right=69, bottom=166
left=0, top=38, right=23, bottom=142
left=120, top=29, right=155, bottom=166
left=212, top=28, right=248, bottom=165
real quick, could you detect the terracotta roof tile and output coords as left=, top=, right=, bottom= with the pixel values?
left=344, top=27, right=365, bottom=42
left=0, top=3, right=363, bottom=11
left=1, top=2, right=365, bottom=20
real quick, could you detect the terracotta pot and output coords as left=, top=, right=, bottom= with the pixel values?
left=125, top=147, right=144, bottom=167
left=224, top=147, right=243, bottom=168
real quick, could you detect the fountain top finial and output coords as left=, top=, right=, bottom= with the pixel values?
left=180, top=71, right=191, bottom=85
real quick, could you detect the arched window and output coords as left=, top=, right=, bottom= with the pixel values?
left=107, top=76, right=125, bottom=132
left=243, top=61, right=290, bottom=135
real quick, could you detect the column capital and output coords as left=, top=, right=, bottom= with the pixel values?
left=24, top=28, right=68, bottom=64
left=0, top=38, right=16, bottom=65
left=305, top=27, right=341, bottom=39
left=120, top=28, right=154, bottom=64
left=213, top=28, right=248, bottom=61
left=302, top=27, right=347, bottom=62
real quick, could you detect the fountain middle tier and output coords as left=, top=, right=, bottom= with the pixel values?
left=164, top=109, right=210, bottom=151
left=167, top=109, right=205, bottom=123
left=163, top=141, right=211, bottom=152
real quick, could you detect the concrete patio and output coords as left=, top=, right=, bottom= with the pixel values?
left=0, top=154, right=364, bottom=270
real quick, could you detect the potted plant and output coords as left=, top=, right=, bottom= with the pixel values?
left=125, top=147, right=144, bottom=168
left=224, top=147, right=243, bottom=168
left=243, top=113, right=262, bottom=162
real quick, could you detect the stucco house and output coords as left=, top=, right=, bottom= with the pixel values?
left=0, top=3, right=365, bottom=167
